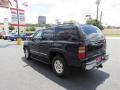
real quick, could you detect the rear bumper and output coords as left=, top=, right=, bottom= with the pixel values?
left=82, top=54, right=109, bottom=70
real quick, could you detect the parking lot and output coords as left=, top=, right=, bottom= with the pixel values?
left=0, top=38, right=120, bottom=90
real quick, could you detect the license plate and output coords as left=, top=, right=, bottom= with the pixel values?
left=96, top=56, right=102, bottom=63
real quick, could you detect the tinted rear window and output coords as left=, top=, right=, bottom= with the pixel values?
left=55, top=25, right=79, bottom=41
left=80, top=25, right=101, bottom=35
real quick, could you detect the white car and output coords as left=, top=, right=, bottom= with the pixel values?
left=3, top=34, right=11, bottom=40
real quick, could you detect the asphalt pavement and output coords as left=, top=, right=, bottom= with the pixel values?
left=0, top=39, right=120, bottom=90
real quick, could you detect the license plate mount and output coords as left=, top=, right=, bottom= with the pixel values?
left=96, top=56, right=102, bottom=63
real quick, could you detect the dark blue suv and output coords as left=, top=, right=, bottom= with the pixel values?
left=23, top=24, right=109, bottom=77
left=9, top=33, right=27, bottom=41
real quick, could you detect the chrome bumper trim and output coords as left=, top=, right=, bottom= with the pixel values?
left=85, top=54, right=109, bottom=70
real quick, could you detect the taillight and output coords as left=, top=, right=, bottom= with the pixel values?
left=78, top=46, right=86, bottom=59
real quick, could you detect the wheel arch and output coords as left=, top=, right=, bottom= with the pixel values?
left=23, top=45, right=29, bottom=50
left=49, top=50, right=68, bottom=64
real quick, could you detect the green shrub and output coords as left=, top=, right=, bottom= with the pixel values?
left=86, top=19, right=104, bottom=30
left=9, top=26, right=15, bottom=31
left=25, top=27, right=36, bottom=32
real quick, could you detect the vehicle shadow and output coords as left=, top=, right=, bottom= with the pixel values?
left=22, top=57, right=110, bottom=90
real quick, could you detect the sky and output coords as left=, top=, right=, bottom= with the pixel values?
left=0, top=0, right=120, bottom=26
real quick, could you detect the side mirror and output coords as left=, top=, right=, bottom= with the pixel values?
left=27, top=36, right=33, bottom=41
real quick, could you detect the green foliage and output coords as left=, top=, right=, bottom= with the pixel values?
left=25, top=27, right=36, bottom=32
left=26, top=23, right=52, bottom=28
left=86, top=19, right=104, bottom=30
left=26, top=24, right=39, bottom=27
left=25, top=28, right=29, bottom=32
left=63, top=20, right=77, bottom=24
left=39, top=24, right=45, bottom=27
left=30, top=27, right=36, bottom=31
left=9, top=26, right=15, bottom=30
left=45, top=24, right=51, bottom=28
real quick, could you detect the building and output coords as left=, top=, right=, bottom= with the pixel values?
left=0, top=0, right=10, bottom=8
left=0, top=24, right=4, bottom=32
left=38, top=16, right=46, bottom=25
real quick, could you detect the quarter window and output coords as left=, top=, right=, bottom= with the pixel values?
left=55, top=26, right=79, bottom=41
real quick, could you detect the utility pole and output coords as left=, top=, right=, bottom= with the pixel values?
left=15, top=0, right=21, bottom=45
left=96, top=0, right=101, bottom=21
left=16, top=0, right=20, bottom=37
left=100, top=11, right=102, bottom=23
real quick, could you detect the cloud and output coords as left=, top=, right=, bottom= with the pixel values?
left=46, top=0, right=97, bottom=23
left=112, top=2, right=120, bottom=7
left=1, top=0, right=120, bottom=26
left=29, top=0, right=57, bottom=6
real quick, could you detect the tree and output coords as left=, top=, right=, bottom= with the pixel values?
left=63, top=20, right=77, bottom=24
left=25, top=27, right=36, bottom=32
left=39, top=24, right=45, bottom=27
left=26, top=24, right=39, bottom=27
left=45, top=24, right=51, bottom=28
left=29, top=27, right=35, bottom=31
left=9, top=26, right=15, bottom=31
left=86, top=19, right=104, bottom=30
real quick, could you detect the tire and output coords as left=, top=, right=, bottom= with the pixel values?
left=52, top=56, right=70, bottom=77
left=24, top=47, right=31, bottom=60
left=3, top=37, right=6, bottom=40
left=10, top=39, right=14, bottom=41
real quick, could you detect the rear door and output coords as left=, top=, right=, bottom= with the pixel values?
left=55, top=25, right=81, bottom=62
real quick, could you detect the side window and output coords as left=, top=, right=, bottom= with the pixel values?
left=42, top=29, right=54, bottom=40
left=33, top=30, right=42, bottom=40
left=55, top=26, right=79, bottom=41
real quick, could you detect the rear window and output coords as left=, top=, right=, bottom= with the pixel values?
left=80, top=25, right=102, bottom=35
